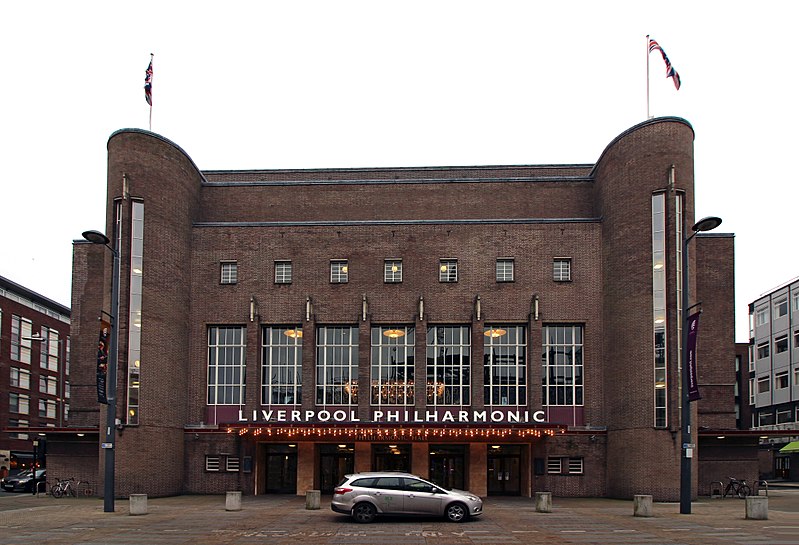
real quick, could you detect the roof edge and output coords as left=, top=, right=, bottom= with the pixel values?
left=108, top=129, right=209, bottom=184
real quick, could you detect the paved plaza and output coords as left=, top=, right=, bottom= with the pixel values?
left=1, top=489, right=799, bottom=545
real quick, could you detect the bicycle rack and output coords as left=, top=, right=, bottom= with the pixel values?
left=709, top=481, right=724, bottom=499
left=755, top=480, right=768, bottom=497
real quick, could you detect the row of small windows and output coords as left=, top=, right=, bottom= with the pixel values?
left=754, top=291, right=799, bottom=326
left=754, top=407, right=799, bottom=427
left=219, top=258, right=573, bottom=285
left=752, top=368, right=799, bottom=399
left=756, top=331, right=799, bottom=360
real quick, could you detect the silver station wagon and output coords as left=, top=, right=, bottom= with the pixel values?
left=332, top=472, right=483, bottom=523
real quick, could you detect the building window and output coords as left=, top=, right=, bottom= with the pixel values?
left=757, top=342, right=769, bottom=359
left=776, top=335, right=788, bottom=354
left=39, top=327, right=59, bottom=372
left=316, top=326, right=359, bottom=405
left=794, top=291, right=799, bottom=312
left=547, top=458, right=562, bottom=474
left=205, top=456, right=221, bottom=472
left=9, top=419, right=28, bottom=440
left=330, top=260, right=349, bottom=283
left=496, top=259, right=514, bottom=282
left=775, top=372, right=789, bottom=390
left=568, top=458, right=584, bottom=475
left=10, top=368, right=30, bottom=389
left=439, top=259, right=458, bottom=282
left=484, top=325, right=526, bottom=406
left=384, top=260, right=402, bottom=283
left=275, top=261, right=292, bottom=284
left=426, top=326, right=471, bottom=405
left=127, top=201, right=144, bottom=425
left=758, top=412, right=775, bottom=426
left=749, top=378, right=755, bottom=405
left=220, top=261, right=238, bottom=284
left=652, top=193, right=667, bottom=428
left=11, top=315, right=32, bottom=364
left=756, top=307, right=769, bottom=326
left=39, top=375, right=57, bottom=395
left=38, top=399, right=57, bottom=419
left=777, top=409, right=793, bottom=424
left=795, top=330, right=799, bottom=349
left=775, top=298, right=788, bottom=319
left=370, top=326, right=415, bottom=406
left=757, top=376, right=770, bottom=394
left=542, top=325, right=584, bottom=406
left=207, top=326, right=246, bottom=405
left=748, top=345, right=755, bottom=372
left=10, top=393, right=30, bottom=414
left=553, top=258, right=571, bottom=281
left=261, top=326, right=302, bottom=405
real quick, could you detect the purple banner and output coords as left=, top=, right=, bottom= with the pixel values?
left=687, top=311, right=701, bottom=402
left=97, top=321, right=110, bottom=404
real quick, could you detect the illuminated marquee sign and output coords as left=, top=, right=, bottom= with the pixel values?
left=238, top=409, right=547, bottom=424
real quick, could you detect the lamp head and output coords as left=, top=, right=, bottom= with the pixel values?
left=692, top=216, right=722, bottom=233
left=82, top=230, right=110, bottom=245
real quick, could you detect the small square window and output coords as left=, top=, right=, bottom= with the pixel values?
left=757, top=376, right=770, bottom=394
left=220, top=261, right=238, bottom=284
left=546, top=457, right=562, bottom=474
left=553, top=258, right=571, bottom=281
left=331, top=260, right=349, bottom=283
left=275, top=261, right=292, bottom=284
left=776, top=372, right=789, bottom=390
left=439, top=259, right=458, bottom=282
left=757, top=342, right=769, bottom=359
left=226, top=456, right=241, bottom=472
left=794, top=330, right=799, bottom=349
left=756, top=307, right=769, bottom=326
left=568, top=458, right=584, bottom=474
left=205, top=455, right=221, bottom=472
left=775, top=298, right=788, bottom=319
left=384, top=260, right=402, bottom=283
left=775, top=335, right=788, bottom=354
left=496, top=259, right=514, bottom=282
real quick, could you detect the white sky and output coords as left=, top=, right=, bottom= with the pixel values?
left=1, top=1, right=796, bottom=342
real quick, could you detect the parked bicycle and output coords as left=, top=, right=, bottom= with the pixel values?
left=723, top=476, right=751, bottom=498
left=50, top=478, right=93, bottom=498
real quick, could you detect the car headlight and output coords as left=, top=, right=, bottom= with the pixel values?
left=465, top=495, right=479, bottom=502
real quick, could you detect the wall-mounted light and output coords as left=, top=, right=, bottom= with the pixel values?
left=249, top=296, right=258, bottom=322
left=306, top=296, right=312, bottom=322
left=475, top=295, right=481, bottom=321
left=362, top=294, right=368, bottom=322
left=418, top=296, right=424, bottom=321
left=532, top=294, right=540, bottom=321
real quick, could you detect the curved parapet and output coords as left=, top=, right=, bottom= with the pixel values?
left=105, top=129, right=204, bottom=496
left=593, top=117, right=695, bottom=500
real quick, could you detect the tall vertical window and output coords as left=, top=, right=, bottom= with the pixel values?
left=439, top=260, right=458, bottom=282
left=793, top=291, right=799, bottom=312
left=652, top=193, right=668, bottom=427
left=275, top=261, right=292, bottom=284
left=127, top=201, right=144, bottom=425
left=207, top=326, right=246, bottom=405
left=220, top=261, right=238, bottom=284
left=553, top=259, right=571, bottom=281
left=262, top=326, right=303, bottom=405
left=484, top=325, right=526, bottom=405
left=371, top=326, right=415, bottom=406
left=384, top=260, right=402, bottom=283
left=11, top=315, right=32, bottom=363
left=496, top=259, right=514, bottom=282
left=426, top=326, right=471, bottom=405
left=331, top=260, right=349, bottom=283
left=39, top=327, right=59, bottom=372
left=675, top=192, right=684, bottom=423
left=316, top=326, right=358, bottom=405
left=541, top=325, right=583, bottom=406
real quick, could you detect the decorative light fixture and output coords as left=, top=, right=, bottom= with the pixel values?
left=484, top=328, right=507, bottom=338
left=284, top=329, right=303, bottom=338
left=383, top=329, right=405, bottom=338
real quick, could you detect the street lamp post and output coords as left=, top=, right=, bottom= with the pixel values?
left=679, top=216, right=722, bottom=515
left=83, top=229, right=120, bottom=513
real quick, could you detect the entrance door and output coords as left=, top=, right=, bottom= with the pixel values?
left=373, top=444, right=411, bottom=472
left=319, top=444, right=354, bottom=493
left=487, top=445, right=521, bottom=496
left=265, top=444, right=297, bottom=494
left=429, top=445, right=466, bottom=490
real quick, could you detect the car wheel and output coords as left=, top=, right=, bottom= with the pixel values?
left=445, top=502, right=469, bottom=522
left=352, top=502, right=376, bottom=523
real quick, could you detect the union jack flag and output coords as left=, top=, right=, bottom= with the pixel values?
left=648, top=38, right=681, bottom=90
left=144, top=57, right=153, bottom=105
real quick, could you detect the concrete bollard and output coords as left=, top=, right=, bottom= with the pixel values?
left=225, top=491, right=242, bottom=511
left=306, top=490, right=321, bottom=510
left=633, top=495, right=653, bottom=517
left=745, top=496, right=768, bottom=520
left=535, top=492, right=552, bottom=513
left=129, top=494, right=148, bottom=515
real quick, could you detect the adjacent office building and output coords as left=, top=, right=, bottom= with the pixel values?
left=0, top=275, right=70, bottom=473
left=43, top=117, right=756, bottom=500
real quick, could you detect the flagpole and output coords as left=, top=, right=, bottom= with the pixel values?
left=646, top=35, right=651, bottom=119
left=149, top=53, right=154, bottom=131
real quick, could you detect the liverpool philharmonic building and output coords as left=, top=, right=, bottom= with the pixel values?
left=48, top=117, right=756, bottom=501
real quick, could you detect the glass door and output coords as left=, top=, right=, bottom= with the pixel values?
left=319, top=444, right=354, bottom=493
left=429, top=445, right=466, bottom=490
left=265, top=444, right=298, bottom=494
left=487, top=445, right=521, bottom=496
